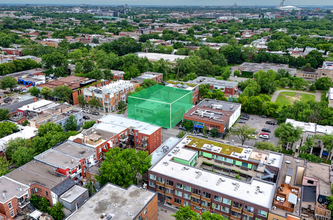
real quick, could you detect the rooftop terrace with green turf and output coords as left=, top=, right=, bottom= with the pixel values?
left=186, top=135, right=243, bottom=156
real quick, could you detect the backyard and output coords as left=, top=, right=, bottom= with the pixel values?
left=275, top=91, right=315, bottom=110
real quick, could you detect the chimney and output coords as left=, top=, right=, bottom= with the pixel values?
left=71, top=159, right=74, bottom=164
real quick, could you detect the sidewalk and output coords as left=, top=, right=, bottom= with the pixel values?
left=158, top=202, right=176, bottom=220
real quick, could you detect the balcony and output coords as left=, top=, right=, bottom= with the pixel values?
left=191, top=193, right=201, bottom=199
left=156, top=181, right=164, bottom=186
left=70, top=169, right=82, bottom=179
left=191, top=201, right=201, bottom=206
left=243, top=210, right=254, bottom=217
left=165, top=191, right=174, bottom=197
left=119, top=135, right=128, bottom=142
left=136, top=144, right=148, bottom=151
left=165, top=184, right=174, bottom=190
left=230, top=216, right=241, bottom=220
left=156, top=188, right=164, bottom=194
left=231, top=206, right=242, bottom=213
left=201, top=196, right=211, bottom=202
left=18, top=197, right=30, bottom=208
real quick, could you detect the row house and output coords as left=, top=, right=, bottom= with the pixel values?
left=0, top=176, right=29, bottom=219
left=130, top=72, right=164, bottom=85
left=148, top=135, right=280, bottom=220
left=96, top=114, right=162, bottom=154
left=1, top=48, right=22, bottom=56
left=5, top=160, right=71, bottom=206
left=83, top=80, right=137, bottom=113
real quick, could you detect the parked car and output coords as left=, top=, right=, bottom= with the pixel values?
left=3, top=91, right=11, bottom=94
left=92, top=112, right=99, bottom=115
left=259, top=133, right=269, bottom=139
left=248, top=134, right=258, bottom=140
left=83, top=116, right=90, bottom=120
left=265, top=121, right=275, bottom=125
left=241, top=114, right=249, bottom=117
left=261, top=128, right=271, bottom=133
left=260, top=115, right=268, bottom=118
left=237, top=120, right=246, bottom=124
left=240, top=116, right=249, bottom=120
left=21, top=89, right=28, bottom=93
left=25, top=84, right=31, bottom=88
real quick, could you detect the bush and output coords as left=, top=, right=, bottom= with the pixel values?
left=234, top=70, right=241, bottom=77
left=82, top=121, right=96, bottom=129
left=176, top=131, right=186, bottom=138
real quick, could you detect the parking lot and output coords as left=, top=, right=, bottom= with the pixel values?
left=225, top=114, right=280, bottom=146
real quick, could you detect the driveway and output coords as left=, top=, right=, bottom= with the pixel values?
left=271, top=90, right=321, bottom=102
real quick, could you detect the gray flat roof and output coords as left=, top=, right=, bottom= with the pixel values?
left=51, top=179, right=76, bottom=197
left=304, top=162, right=332, bottom=197
left=188, top=76, right=238, bottom=88
left=53, top=141, right=94, bottom=159
left=197, top=99, right=242, bottom=112
left=34, top=149, right=81, bottom=170
left=6, top=160, right=67, bottom=189
left=303, top=186, right=317, bottom=202
left=0, top=176, right=29, bottom=204
left=66, top=184, right=156, bottom=220
left=60, top=185, right=87, bottom=203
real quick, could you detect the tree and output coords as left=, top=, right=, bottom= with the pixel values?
left=274, top=123, right=303, bottom=147
left=37, top=122, right=64, bottom=137
left=11, top=147, right=35, bottom=166
left=42, top=52, right=68, bottom=70
left=181, top=120, right=193, bottom=132
left=124, top=66, right=140, bottom=80
left=177, top=131, right=186, bottom=138
left=82, top=121, right=96, bottom=129
left=64, top=115, right=77, bottom=131
left=39, top=197, right=50, bottom=213
left=85, top=179, right=96, bottom=196
left=254, top=142, right=282, bottom=152
left=118, top=100, right=127, bottom=110
left=28, top=87, right=40, bottom=96
left=172, top=206, right=199, bottom=220
left=0, top=76, right=17, bottom=90
left=141, top=79, right=157, bottom=89
left=50, top=202, right=65, bottom=220
left=41, top=87, right=51, bottom=99
left=74, top=62, right=83, bottom=74
left=52, top=85, right=73, bottom=103
left=319, top=134, right=333, bottom=157
left=54, top=66, right=66, bottom=77
left=96, top=148, right=151, bottom=188
left=229, top=124, right=256, bottom=146
left=210, top=128, right=220, bottom=138
left=0, top=157, right=12, bottom=176
left=88, top=96, right=101, bottom=108
left=315, top=77, right=332, bottom=90
left=0, top=109, right=9, bottom=121
left=82, top=58, right=96, bottom=73
left=0, top=121, right=18, bottom=138
left=77, top=94, right=86, bottom=108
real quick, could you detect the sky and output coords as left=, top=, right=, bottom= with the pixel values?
left=1, top=0, right=332, bottom=6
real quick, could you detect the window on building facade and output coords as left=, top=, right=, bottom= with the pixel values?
left=214, top=195, right=221, bottom=202
left=149, top=174, right=156, bottom=180
left=165, top=188, right=173, bottom=195
left=202, top=192, right=211, bottom=199
left=10, top=210, right=14, bottom=217
left=193, top=205, right=200, bottom=211
left=174, top=198, right=181, bottom=205
left=221, top=206, right=229, bottom=213
left=46, top=191, right=48, bottom=197
left=231, top=210, right=241, bottom=218
left=242, top=215, right=253, bottom=220
left=183, top=193, right=191, bottom=200
left=213, top=203, right=220, bottom=210
left=157, top=185, right=164, bottom=191
left=201, top=200, right=210, bottom=208
left=35, top=188, right=38, bottom=193
left=222, top=198, right=231, bottom=205
left=183, top=201, right=190, bottom=207
left=8, top=202, right=12, bottom=209
left=191, top=197, right=200, bottom=204
left=157, top=177, right=164, bottom=183
left=233, top=201, right=242, bottom=209
left=175, top=190, right=182, bottom=197
left=166, top=180, right=173, bottom=186
left=176, top=183, right=183, bottom=189
left=183, top=185, right=191, bottom=192
left=258, top=210, right=267, bottom=218
left=144, top=209, right=147, bottom=214
left=192, top=188, right=200, bottom=195
left=244, top=205, right=254, bottom=213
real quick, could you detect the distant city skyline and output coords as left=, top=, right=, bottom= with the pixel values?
left=0, top=0, right=333, bottom=6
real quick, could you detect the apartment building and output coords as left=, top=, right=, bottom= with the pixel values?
left=111, top=70, right=125, bottom=80
left=183, top=99, right=242, bottom=136
left=234, top=63, right=297, bottom=77
left=96, top=114, right=161, bottom=154
left=148, top=135, right=283, bottom=219
left=0, top=123, right=37, bottom=157
left=187, top=77, right=239, bottom=97
left=166, top=81, right=200, bottom=104
left=301, top=162, right=332, bottom=220
left=285, top=118, right=333, bottom=159
left=5, top=160, right=70, bottom=206
left=66, top=184, right=157, bottom=220
left=130, top=71, right=164, bottom=85
left=83, top=80, right=135, bottom=113
left=268, top=155, right=305, bottom=220
left=0, top=176, right=29, bottom=219
left=33, top=141, right=96, bottom=184
left=326, top=87, right=333, bottom=107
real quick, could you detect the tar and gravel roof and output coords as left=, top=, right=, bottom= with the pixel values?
left=66, top=184, right=156, bottom=220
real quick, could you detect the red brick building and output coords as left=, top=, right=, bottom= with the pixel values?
left=0, top=176, right=29, bottom=219
left=1, top=48, right=22, bottom=56
left=5, top=160, right=72, bottom=206
left=130, top=72, right=164, bottom=85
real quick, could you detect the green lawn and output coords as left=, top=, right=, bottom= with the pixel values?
left=276, top=87, right=316, bottom=93
left=275, top=92, right=315, bottom=111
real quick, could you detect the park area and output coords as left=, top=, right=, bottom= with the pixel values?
left=275, top=91, right=315, bottom=109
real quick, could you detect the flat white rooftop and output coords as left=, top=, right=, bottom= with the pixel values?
left=136, top=52, right=188, bottom=62
left=18, top=100, right=54, bottom=111
left=98, top=114, right=160, bottom=135
left=0, top=124, right=37, bottom=151
left=60, top=185, right=87, bottom=203
left=150, top=136, right=276, bottom=209
left=286, top=118, right=333, bottom=135
left=151, top=137, right=180, bottom=166
left=66, top=184, right=156, bottom=220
